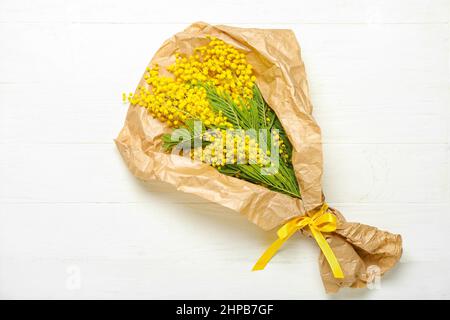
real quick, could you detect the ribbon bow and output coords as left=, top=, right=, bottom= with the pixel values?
left=252, top=203, right=344, bottom=279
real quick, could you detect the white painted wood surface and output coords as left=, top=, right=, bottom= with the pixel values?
left=0, top=0, right=449, bottom=299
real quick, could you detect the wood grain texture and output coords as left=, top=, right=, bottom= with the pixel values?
left=0, top=0, right=448, bottom=299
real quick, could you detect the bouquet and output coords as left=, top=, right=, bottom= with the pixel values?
left=116, top=22, right=402, bottom=292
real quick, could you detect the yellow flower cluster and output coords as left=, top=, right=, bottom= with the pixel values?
left=273, top=131, right=289, bottom=161
left=168, top=36, right=256, bottom=105
left=125, top=36, right=257, bottom=129
left=128, top=65, right=230, bottom=128
left=190, top=129, right=272, bottom=169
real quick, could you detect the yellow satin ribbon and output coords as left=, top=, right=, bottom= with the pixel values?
left=252, top=203, right=344, bottom=279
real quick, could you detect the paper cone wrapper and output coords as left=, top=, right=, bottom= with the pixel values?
left=116, top=22, right=402, bottom=292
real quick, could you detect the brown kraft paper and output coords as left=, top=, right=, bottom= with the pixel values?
left=115, top=22, right=402, bottom=293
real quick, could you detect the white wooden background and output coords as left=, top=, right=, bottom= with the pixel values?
left=0, top=0, right=449, bottom=300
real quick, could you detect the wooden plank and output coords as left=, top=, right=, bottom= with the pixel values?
left=0, top=144, right=447, bottom=204
left=1, top=0, right=448, bottom=24
left=0, top=203, right=448, bottom=299
left=0, top=23, right=447, bottom=144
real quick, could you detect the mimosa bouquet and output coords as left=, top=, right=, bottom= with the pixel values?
left=116, top=22, right=402, bottom=293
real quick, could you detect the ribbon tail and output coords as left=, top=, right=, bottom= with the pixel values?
left=310, top=227, right=344, bottom=279
left=252, top=228, right=297, bottom=271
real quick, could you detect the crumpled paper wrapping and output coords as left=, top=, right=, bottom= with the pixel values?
left=115, top=22, right=402, bottom=293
